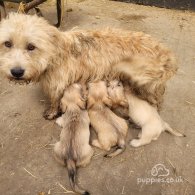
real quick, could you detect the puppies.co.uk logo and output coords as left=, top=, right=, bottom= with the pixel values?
left=151, top=164, right=170, bottom=177
left=137, top=164, right=183, bottom=184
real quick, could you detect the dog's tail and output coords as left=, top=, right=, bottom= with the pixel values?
left=66, top=159, right=90, bottom=195
left=114, top=55, right=177, bottom=107
left=104, top=139, right=126, bottom=158
left=114, top=52, right=177, bottom=86
left=164, top=122, right=186, bottom=137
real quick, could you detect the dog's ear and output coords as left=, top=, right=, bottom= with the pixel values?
left=120, top=100, right=129, bottom=108
left=48, top=26, right=62, bottom=43
left=103, top=96, right=112, bottom=108
left=47, top=26, right=65, bottom=58
left=87, top=96, right=95, bottom=109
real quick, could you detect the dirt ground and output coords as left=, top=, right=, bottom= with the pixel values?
left=0, top=0, right=195, bottom=195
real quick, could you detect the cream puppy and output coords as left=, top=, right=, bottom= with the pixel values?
left=87, top=81, right=128, bottom=157
left=108, top=80, right=185, bottom=147
left=54, top=83, right=93, bottom=195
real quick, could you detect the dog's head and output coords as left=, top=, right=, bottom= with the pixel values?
left=0, top=13, right=61, bottom=83
left=107, top=80, right=128, bottom=108
left=60, top=83, right=86, bottom=112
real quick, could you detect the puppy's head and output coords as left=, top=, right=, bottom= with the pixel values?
left=107, top=80, right=128, bottom=108
left=87, top=81, right=112, bottom=109
left=0, top=13, right=61, bottom=83
left=60, top=83, right=86, bottom=112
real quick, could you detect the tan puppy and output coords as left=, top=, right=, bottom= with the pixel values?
left=87, top=81, right=128, bottom=157
left=107, top=80, right=129, bottom=119
left=54, top=83, right=93, bottom=195
left=0, top=13, right=177, bottom=119
left=108, top=80, right=185, bottom=147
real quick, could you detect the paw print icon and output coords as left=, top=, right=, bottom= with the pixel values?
left=151, top=164, right=170, bottom=177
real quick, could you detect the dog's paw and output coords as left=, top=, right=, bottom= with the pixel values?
left=130, top=139, right=142, bottom=147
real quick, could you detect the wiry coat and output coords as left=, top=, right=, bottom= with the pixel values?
left=0, top=13, right=177, bottom=119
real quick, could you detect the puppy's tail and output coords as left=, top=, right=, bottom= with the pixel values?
left=104, top=139, right=126, bottom=158
left=66, top=159, right=90, bottom=195
left=164, top=122, right=186, bottom=137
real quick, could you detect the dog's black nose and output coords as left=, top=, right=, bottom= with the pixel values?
left=11, top=67, right=25, bottom=78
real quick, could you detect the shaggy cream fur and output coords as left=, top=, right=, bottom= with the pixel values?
left=0, top=13, right=177, bottom=119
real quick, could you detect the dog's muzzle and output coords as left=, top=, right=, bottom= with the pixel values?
left=10, top=67, right=25, bottom=79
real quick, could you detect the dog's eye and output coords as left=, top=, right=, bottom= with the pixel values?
left=4, top=41, right=12, bottom=48
left=27, top=43, right=36, bottom=51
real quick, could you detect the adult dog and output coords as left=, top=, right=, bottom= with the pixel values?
left=0, top=13, right=177, bottom=119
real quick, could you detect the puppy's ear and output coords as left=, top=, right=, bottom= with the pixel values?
left=120, top=100, right=129, bottom=108
left=103, top=96, right=112, bottom=108
left=87, top=97, right=95, bottom=109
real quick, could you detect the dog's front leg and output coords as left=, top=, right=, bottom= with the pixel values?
left=43, top=90, right=63, bottom=120
left=43, top=100, right=61, bottom=120
left=42, top=82, right=64, bottom=120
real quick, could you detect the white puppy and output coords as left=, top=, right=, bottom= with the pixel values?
left=108, top=80, right=185, bottom=147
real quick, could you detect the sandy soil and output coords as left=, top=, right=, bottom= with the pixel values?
left=0, top=0, right=195, bottom=194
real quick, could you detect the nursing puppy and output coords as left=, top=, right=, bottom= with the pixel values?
left=54, top=83, right=93, bottom=195
left=87, top=81, right=128, bottom=157
left=108, top=80, right=185, bottom=147
left=107, top=80, right=129, bottom=119
left=0, top=13, right=177, bottom=119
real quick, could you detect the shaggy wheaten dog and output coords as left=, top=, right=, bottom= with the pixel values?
left=0, top=13, right=177, bottom=119
left=87, top=81, right=128, bottom=157
left=108, top=80, right=185, bottom=147
left=54, top=83, right=93, bottom=195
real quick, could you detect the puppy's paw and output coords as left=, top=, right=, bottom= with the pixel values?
left=138, top=132, right=142, bottom=138
left=43, top=108, right=60, bottom=120
left=91, top=139, right=100, bottom=148
left=104, top=154, right=112, bottom=158
left=130, top=139, right=142, bottom=147
left=56, top=116, right=64, bottom=127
